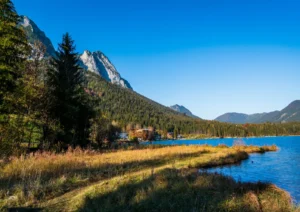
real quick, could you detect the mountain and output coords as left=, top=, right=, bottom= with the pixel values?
left=14, top=17, right=300, bottom=137
left=20, top=16, right=132, bottom=89
left=215, top=100, right=300, bottom=123
left=270, top=100, right=300, bottom=122
left=85, top=73, right=300, bottom=137
left=86, top=72, right=205, bottom=130
left=253, top=111, right=281, bottom=123
left=215, top=113, right=269, bottom=124
left=79, top=50, right=132, bottom=89
left=20, top=16, right=56, bottom=57
left=170, top=104, right=199, bottom=118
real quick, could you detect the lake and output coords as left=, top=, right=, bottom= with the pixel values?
left=147, top=136, right=300, bottom=203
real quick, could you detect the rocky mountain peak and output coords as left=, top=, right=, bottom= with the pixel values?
left=20, top=16, right=132, bottom=89
left=20, top=16, right=31, bottom=28
left=20, top=15, right=56, bottom=57
left=79, top=50, right=132, bottom=89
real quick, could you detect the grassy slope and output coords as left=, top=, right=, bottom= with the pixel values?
left=1, top=145, right=298, bottom=211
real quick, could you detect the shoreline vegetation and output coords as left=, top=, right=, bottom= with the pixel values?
left=1, top=144, right=299, bottom=211
left=151, top=134, right=300, bottom=142
left=1, top=1, right=300, bottom=211
left=2, top=0, right=300, bottom=157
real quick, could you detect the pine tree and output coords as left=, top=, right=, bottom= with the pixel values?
left=0, top=0, right=30, bottom=156
left=174, top=127, right=178, bottom=139
left=0, top=0, right=30, bottom=110
left=47, top=33, right=93, bottom=148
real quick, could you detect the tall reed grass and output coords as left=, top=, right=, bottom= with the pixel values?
left=0, top=144, right=291, bottom=211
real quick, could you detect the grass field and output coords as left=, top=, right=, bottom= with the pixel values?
left=0, top=144, right=298, bottom=211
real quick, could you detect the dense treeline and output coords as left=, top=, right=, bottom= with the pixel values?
left=1, top=0, right=300, bottom=157
left=86, top=72, right=300, bottom=137
left=0, top=0, right=116, bottom=156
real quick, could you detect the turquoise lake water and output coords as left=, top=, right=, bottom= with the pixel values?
left=146, top=136, right=300, bottom=203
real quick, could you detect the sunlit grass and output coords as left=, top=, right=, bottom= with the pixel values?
left=0, top=144, right=296, bottom=211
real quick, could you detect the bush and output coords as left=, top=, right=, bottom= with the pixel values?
left=129, top=137, right=139, bottom=145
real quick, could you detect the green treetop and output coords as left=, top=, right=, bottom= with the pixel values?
left=0, top=0, right=30, bottom=110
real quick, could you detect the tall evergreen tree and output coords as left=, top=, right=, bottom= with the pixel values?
left=47, top=33, right=93, bottom=148
left=0, top=0, right=30, bottom=110
left=0, top=0, right=30, bottom=157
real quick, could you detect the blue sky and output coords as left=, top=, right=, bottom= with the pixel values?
left=13, top=0, right=300, bottom=119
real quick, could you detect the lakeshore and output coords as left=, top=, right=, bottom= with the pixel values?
left=146, top=134, right=300, bottom=144
left=148, top=136, right=300, bottom=204
left=1, top=144, right=298, bottom=211
left=164, top=134, right=300, bottom=141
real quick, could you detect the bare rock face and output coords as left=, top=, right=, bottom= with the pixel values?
left=20, top=16, right=132, bottom=90
left=20, top=16, right=56, bottom=57
left=79, top=50, right=132, bottom=89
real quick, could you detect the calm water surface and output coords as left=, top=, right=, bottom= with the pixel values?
left=148, top=136, right=300, bottom=203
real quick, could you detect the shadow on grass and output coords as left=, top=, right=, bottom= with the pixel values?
left=1, top=150, right=209, bottom=207
left=7, top=207, right=43, bottom=212
left=77, top=169, right=291, bottom=212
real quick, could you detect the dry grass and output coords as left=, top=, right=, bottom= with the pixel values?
left=233, top=144, right=278, bottom=153
left=42, top=168, right=294, bottom=212
left=80, top=169, right=293, bottom=212
left=0, top=144, right=296, bottom=211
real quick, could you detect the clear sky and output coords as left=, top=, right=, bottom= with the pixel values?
left=13, top=0, right=300, bottom=119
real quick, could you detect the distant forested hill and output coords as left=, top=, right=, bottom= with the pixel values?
left=215, top=100, right=300, bottom=124
left=18, top=15, right=300, bottom=138
left=86, top=72, right=300, bottom=137
left=170, top=104, right=199, bottom=118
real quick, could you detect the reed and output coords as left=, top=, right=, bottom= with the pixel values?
left=0, top=144, right=296, bottom=211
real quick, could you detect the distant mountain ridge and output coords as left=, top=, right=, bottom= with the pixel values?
left=215, top=100, right=300, bottom=123
left=170, top=104, right=199, bottom=118
left=20, top=16, right=132, bottom=89
left=18, top=16, right=209, bottom=134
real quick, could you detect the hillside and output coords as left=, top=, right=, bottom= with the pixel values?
left=215, top=112, right=269, bottom=124
left=86, top=72, right=203, bottom=131
left=270, top=100, right=300, bottom=122
left=215, top=100, right=300, bottom=124
left=170, top=104, right=200, bottom=118
left=86, top=72, right=300, bottom=137
left=18, top=16, right=300, bottom=137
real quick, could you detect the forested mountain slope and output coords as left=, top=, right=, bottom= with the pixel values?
left=170, top=104, right=199, bottom=118
left=18, top=15, right=300, bottom=137
left=86, top=72, right=300, bottom=137
left=86, top=72, right=202, bottom=132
